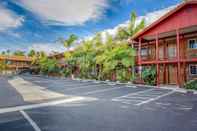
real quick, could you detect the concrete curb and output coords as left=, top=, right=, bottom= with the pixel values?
left=159, top=86, right=197, bottom=94
left=73, top=78, right=197, bottom=94
left=21, top=75, right=197, bottom=94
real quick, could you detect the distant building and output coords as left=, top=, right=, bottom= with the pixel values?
left=49, top=53, right=66, bottom=68
left=0, top=55, right=32, bottom=74
left=131, top=0, right=197, bottom=87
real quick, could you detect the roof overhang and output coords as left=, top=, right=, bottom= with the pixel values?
left=132, top=0, right=197, bottom=41
left=143, top=25, right=197, bottom=41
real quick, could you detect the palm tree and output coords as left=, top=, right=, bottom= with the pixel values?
left=96, top=36, right=136, bottom=81
left=39, top=56, right=59, bottom=75
left=58, top=34, right=78, bottom=50
left=28, top=49, right=36, bottom=57
left=5, top=50, right=11, bottom=56
left=116, top=11, right=145, bottom=40
left=13, top=50, right=25, bottom=56
left=57, top=12, right=142, bottom=81
left=57, top=34, right=78, bottom=78
left=1, top=51, right=6, bottom=55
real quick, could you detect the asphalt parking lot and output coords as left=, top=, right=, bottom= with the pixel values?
left=0, top=75, right=197, bottom=131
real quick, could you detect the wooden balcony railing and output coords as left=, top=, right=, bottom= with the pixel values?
left=7, top=64, right=31, bottom=69
left=186, top=49, right=197, bottom=59
left=135, top=49, right=197, bottom=63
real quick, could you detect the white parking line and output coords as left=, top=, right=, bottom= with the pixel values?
left=0, top=97, right=88, bottom=114
left=126, top=85, right=137, bottom=88
left=63, top=82, right=91, bottom=85
left=82, top=87, right=123, bottom=95
left=125, top=96, right=151, bottom=100
left=112, top=88, right=155, bottom=100
left=135, top=90, right=175, bottom=106
left=112, top=99, right=143, bottom=102
left=20, top=110, right=41, bottom=131
left=63, top=84, right=106, bottom=91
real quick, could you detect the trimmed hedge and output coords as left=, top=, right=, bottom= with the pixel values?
left=184, top=79, right=197, bottom=90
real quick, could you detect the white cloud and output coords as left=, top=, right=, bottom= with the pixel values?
left=28, top=43, right=66, bottom=54
left=100, top=5, right=176, bottom=38
left=7, top=31, right=21, bottom=38
left=0, top=5, right=24, bottom=31
left=16, top=0, right=108, bottom=26
left=142, top=5, right=176, bottom=26
left=13, top=4, right=178, bottom=54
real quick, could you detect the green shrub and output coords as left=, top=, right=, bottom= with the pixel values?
left=184, top=80, right=197, bottom=90
left=38, top=57, right=60, bottom=75
left=62, top=68, right=71, bottom=77
left=142, top=66, right=156, bottom=86
left=116, top=69, right=127, bottom=82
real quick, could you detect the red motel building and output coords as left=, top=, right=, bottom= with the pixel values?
left=131, top=0, right=197, bottom=87
left=0, top=55, right=32, bottom=74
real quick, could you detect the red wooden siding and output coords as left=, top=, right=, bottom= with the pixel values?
left=143, top=4, right=197, bottom=37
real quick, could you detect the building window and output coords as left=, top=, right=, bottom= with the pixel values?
left=159, top=47, right=164, bottom=59
left=141, top=48, right=148, bottom=56
left=168, top=46, right=176, bottom=58
left=189, top=64, right=197, bottom=75
left=5, top=60, right=12, bottom=65
left=188, top=39, right=197, bottom=49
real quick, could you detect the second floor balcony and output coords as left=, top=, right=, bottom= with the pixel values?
left=135, top=45, right=197, bottom=63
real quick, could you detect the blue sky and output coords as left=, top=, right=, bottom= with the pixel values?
left=0, top=0, right=182, bottom=53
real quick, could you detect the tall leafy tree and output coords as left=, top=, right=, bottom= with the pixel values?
left=96, top=36, right=136, bottom=81
left=13, top=50, right=25, bottom=56
left=28, top=49, right=36, bottom=57
left=1, top=51, right=6, bottom=55
left=59, top=34, right=78, bottom=50
left=53, top=12, right=143, bottom=81
left=116, top=11, right=145, bottom=40
left=39, top=56, right=59, bottom=75
left=3, top=50, right=11, bottom=56
left=0, top=60, right=7, bottom=74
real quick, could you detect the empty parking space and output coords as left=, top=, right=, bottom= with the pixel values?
left=1, top=75, right=197, bottom=131
left=2, top=91, right=197, bottom=131
left=85, top=86, right=149, bottom=99
left=112, top=88, right=175, bottom=106
left=22, top=75, right=109, bottom=90
left=20, top=76, right=176, bottom=102
left=11, top=76, right=181, bottom=106
left=0, top=111, right=35, bottom=131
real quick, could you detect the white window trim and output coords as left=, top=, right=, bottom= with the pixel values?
left=189, top=64, right=197, bottom=76
left=188, top=39, right=197, bottom=49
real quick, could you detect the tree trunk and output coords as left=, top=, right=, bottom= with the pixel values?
left=111, top=70, right=116, bottom=81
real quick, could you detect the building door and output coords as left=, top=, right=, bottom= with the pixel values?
left=168, top=64, right=177, bottom=84
left=159, top=65, right=164, bottom=84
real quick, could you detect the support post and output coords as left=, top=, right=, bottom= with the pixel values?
left=138, top=38, right=142, bottom=65
left=164, top=40, right=167, bottom=60
left=176, top=29, right=181, bottom=87
left=138, top=38, right=142, bottom=80
left=156, top=33, right=159, bottom=86
left=163, top=64, right=166, bottom=84
left=163, top=40, right=167, bottom=84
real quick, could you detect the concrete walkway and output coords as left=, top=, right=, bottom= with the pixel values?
left=8, top=77, right=66, bottom=103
